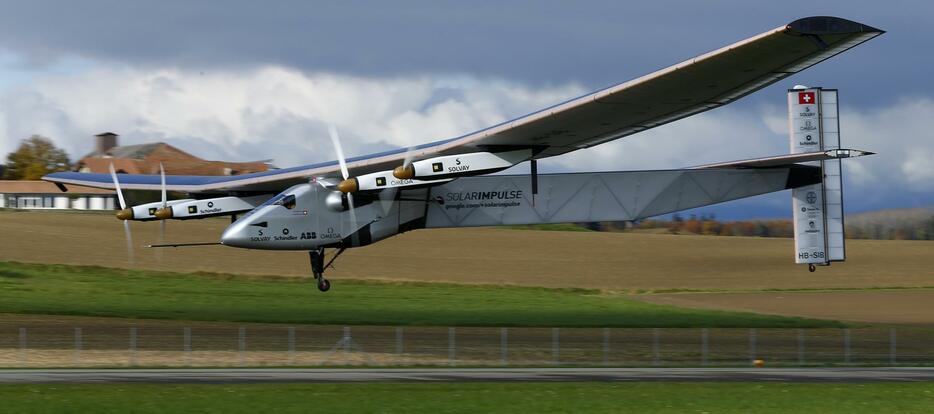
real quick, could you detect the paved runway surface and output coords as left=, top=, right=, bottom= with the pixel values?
left=2, top=368, right=934, bottom=384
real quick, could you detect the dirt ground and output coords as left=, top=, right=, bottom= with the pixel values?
left=635, top=290, right=934, bottom=327
left=1, top=210, right=932, bottom=291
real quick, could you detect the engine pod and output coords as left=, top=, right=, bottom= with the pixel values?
left=393, top=149, right=531, bottom=180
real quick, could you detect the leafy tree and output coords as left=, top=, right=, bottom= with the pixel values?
left=3, top=135, right=71, bottom=180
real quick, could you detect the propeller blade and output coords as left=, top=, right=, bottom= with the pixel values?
left=157, top=218, right=166, bottom=264
left=109, top=162, right=134, bottom=266
left=346, top=193, right=358, bottom=240
left=402, top=144, right=416, bottom=168
left=379, top=144, right=417, bottom=215
left=326, top=125, right=361, bottom=240
left=328, top=125, right=350, bottom=180
left=108, top=163, right=127, bottom=210
left=123, top=218, right=135, bottom=266
left=159, top=163, right=167, bottom=208
left=157, top=163, right=167, bottom=263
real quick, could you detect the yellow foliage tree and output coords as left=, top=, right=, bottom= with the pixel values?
left=3, top=135, right=71, bottom=180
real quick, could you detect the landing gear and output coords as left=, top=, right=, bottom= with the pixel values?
left=808, top=264, right=816, bottom=272
left=308, top=247, right=347, bottom=292
left=309, top=248, right=329, bottom=291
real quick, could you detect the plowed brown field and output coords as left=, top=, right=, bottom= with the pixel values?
left=1, top=210, right=932, bottom=291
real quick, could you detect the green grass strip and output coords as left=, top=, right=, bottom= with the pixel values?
left=0, top=261, right=840, bottom=327
left=2, top=382, right=933, bottom=413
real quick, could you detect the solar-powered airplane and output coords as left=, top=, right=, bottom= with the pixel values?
left=44, top=16, right=882, bottom=292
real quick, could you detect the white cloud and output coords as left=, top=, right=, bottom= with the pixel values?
left=548, top=98, right=934, bottom=208
left=0, top=66, right=584, bottom=166
left=842, top=98, right=934, bottom=193
left=0, top=65, right=931, bottom=210
left=550, top=105, right=789, bottom=172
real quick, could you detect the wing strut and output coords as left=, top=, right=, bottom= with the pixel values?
left=530, top=160, right=538, bottom=206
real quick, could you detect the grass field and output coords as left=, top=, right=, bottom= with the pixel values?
left=0, top=261, right=835, bottom=327
left=2, top=210, right=933, bottom=326
left=2, top=382, right=933, bottom=413
left=641, top=290, right=934, bottom=327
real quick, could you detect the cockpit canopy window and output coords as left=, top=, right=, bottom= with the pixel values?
left=274, top=194, right=297, bottom=210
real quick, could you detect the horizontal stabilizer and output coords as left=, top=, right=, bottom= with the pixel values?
left=692, top=149, right=873, bottom=169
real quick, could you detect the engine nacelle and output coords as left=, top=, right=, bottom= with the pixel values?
left=392, top=149, right=531, bottom=180
left=155, top=195, right=269, bottom=220
left=117, top=199, right=195, bottom=221
left=337, top=170, right=452, bottom=193
left=325, top=191, right=350, bottom=212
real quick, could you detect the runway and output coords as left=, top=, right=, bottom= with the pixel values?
left=2, top=368, right=934, bottom=384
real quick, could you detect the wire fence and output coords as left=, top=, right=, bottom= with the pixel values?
left=1, top=324, right=932, bottom=368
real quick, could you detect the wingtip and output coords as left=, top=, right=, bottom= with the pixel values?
left=787, top=16, right=884, bottom=35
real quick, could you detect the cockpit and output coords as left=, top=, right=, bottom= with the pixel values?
left=274, top=194, right=297, bottom=209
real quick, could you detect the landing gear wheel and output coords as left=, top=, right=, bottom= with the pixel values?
left=309, top=248, right=342, bottom=292
left=317, top=278, right=331, bottom=292
left=808, top=264, right=816, bottom=273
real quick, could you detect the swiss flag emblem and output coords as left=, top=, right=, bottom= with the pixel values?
left=798, top=91, right=816, bottom=105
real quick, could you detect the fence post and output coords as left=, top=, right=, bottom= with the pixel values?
left=602, top=328, right=610, bottom=366
left=395, top=327, right=404, bottom=355
left=129, top=326, right=137, bottom=367
left=19, top=327, right=26, bottom=365
left=843, top=328, right=851, bottom=364
left=183, top=327, right=191, bottom=367
left=749, top=328, right=757, bottom=364
left=652, top=328, right=660, bottom=366
left=552, top=328, right=560, bottom=365
left=500, top=327, right=508, bottom=366
left=239, top=326, right=246, bottom=367
left=701, top=328, right=709, bottom=366
left=448, top=327, right=456, bottom=365
left=74, top=327, right=82, bottom=366
left=890, top=328, right=897, bottom=365
left=288, top=327, right=296, bottom=366
left=797, top=329, right=805, bottom=366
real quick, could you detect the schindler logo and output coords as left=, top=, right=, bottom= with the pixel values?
left=432, top=162, right=444, bottom=172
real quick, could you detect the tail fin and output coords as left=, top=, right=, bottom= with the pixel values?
left=789, top=87, right=848, bottom=269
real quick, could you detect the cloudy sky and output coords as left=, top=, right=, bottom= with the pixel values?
left=0, top=1, right=930, bottom=218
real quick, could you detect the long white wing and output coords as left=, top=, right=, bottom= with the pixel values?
left=44, top=16, right=882, bottom=193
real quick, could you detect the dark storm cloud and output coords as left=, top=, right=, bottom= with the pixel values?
left=0, top=1, right=929, bottom=102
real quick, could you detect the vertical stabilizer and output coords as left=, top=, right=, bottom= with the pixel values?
left=789, top=87, right=846, bottom=269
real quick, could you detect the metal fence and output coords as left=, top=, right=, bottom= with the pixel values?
left=2, top=324, right=932, bottom=368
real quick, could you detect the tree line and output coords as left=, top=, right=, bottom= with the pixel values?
left=583, top=211, right=934, bottom=241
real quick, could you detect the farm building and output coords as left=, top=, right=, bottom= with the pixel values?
left=0, top=181, right=116, bottom=210
left=1, top=132, right=271, bottom=211
left=76, top=132, right=270, bottom=176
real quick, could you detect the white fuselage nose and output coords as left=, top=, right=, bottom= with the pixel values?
left=220, top=183, right=345, bottom=250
